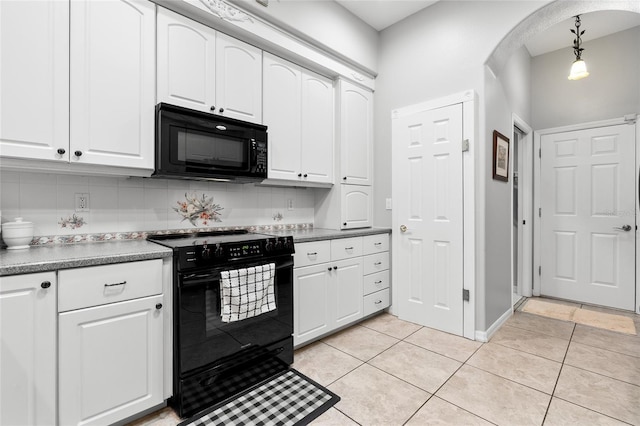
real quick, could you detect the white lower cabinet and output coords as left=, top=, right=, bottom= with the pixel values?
left=293, top=234, right=389, bottom=347
left=58, top=260, right=164, bottom=426
left=0, top=272, right=57, bottom=426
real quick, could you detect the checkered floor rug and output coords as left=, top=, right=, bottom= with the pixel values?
left=178, top=369, right=340, bottom=426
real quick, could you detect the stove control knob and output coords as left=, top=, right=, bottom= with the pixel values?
left=214, top=244, right=224, bottom=258
left=201, top=246, right=211, bottom=260
left=284, top=238, right=293, bottom=251
left=275, top=239, right=284, bottom=250
left=265, top=239, right=275, bottom=252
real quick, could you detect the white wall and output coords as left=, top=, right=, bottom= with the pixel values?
left=0, top=171, right=315, bottom=239
left=531, top=25, right=640, bottom=129
left=483, top=45, right=532, bottom=329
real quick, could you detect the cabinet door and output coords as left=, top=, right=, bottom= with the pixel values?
left=59, top=295, right=164, bottom=426
left=339, top=80, right=373, bottom=185
left=341, top=184, right=372, bottom=229
left=0, top=1, right=69, bottom=161
left=215, top=33, right=262, bottom=123
left=0, top=272, right=57, bottom=426
left=293, top=264, right=333, bottom=346
left=301, top=71, right=334, bottom=184
left=157, top=7, right=216, bottom=113
left=263, top=53, right=302, bottom=181
left=70, top=0, right=155, bottom=169
left=333, top=257, right=363, bottom=327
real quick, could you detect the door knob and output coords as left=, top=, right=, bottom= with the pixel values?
left=400, top=224, right=407, bottom=232
left=613, top=225, right=632, bottom=232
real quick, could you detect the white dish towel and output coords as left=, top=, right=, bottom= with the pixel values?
left=220, top=263, right=277, bottom=323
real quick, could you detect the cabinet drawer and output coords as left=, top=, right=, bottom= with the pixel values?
left=363, top=288, right=390, bottom=317
left=363, top=270, right=389, bottom=296
left=331, top=237, right=363, bottom=261
left=58, top=259, right=162, bottom=312
left=363, top=252, right=389, bottom=275
left=294, top=241, right=331, bottom=268
left=363, top=234, right=389, bottom=255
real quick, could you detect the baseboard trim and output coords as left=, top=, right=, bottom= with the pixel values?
left=475, top=307, right=512, bottom=342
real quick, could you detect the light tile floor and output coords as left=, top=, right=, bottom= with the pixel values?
left=130, top=299, right=640, bottom=426
left=299, top=301, right=640, bottom=425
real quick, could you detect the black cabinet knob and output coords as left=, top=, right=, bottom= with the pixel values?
left=343, top=177, right=347, bottom=180
left=57, top=148, right=66, bottom=155
left=328, top=267, right=332, bottom=271
left=303, top=174, right=308, bottom=178
left=210, top=106, right=216, bottom=111
left=74, top=150, right=82, bottom=157
left=41, top=281, right=51, bottom=289
left=297, top=173, right=302, bottom=177
left=156, top=303, right=163, bottom=310
left=343, top=222, right=347, bottom=226
left=333, top=266, right=337, bottom=270
left=219, top=108, right=224, bottom=113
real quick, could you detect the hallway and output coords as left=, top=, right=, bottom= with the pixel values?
left=295, top=300, right=640, bottom=425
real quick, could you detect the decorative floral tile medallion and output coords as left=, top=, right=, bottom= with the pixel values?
left=59, top=213, right=87, bottom=229
left=174, top=192, right=223, bottom=226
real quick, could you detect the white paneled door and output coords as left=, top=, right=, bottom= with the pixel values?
left=540, top=124, right=636, bottom=310
left=392, top=103, right=464, bottom=335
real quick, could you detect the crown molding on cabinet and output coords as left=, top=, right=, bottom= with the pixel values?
left=152, top=0, right=375, bottom=90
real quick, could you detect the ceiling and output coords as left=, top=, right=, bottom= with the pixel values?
left=334, top=1, right=640, bottom=56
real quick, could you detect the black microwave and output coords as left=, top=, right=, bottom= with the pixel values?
left=153, top=103, right=268, bottom=182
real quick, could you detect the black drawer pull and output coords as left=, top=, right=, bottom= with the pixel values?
left=374, top=300, right=382, bottom=304
left=307, top=252, right=317, bottom=256
left=375, top=280, right=383, bottom=284
left=374, top=242, right=382, bottom=246
left=104, top=280, right=127, bottom=287
left=41, top=281, right=51, bottom=289
left=374, top=262, right=382, bottom=266
left=345, top=247, right=354, bottom=250
left=156, top=303, right=163, bottom=310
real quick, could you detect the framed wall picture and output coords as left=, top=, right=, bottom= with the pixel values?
left=492, top=130, right=510, bottom=182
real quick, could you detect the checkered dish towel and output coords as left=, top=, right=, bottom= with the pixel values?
left=220, top=263, right=277, bottom=323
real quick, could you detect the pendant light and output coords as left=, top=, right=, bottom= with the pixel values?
left=568, top=15, right=589, bottom=80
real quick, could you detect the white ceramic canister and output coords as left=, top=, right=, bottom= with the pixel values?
left=1, top=217, right=34, bottom=250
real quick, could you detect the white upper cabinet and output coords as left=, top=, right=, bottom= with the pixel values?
left=0, top=0, right=69, bottom=161
left=215, top=33, right=263, bottom=123
left=264, top=52, right=333, bottom=185
left=157, top=8, right=262, bottom=123
left=338, top=79, right=373, bottom=186
left=157, top=7, right=216, bottom=113
left=341, top=184, right=372, bottom=229
left=70, top=0, right=156, bottom=170
left=264, top=53, right=302, bottom=181
left=301, top=72, right=334, bottom=184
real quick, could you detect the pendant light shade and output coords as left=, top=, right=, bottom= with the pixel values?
left=568, top=59, right=589, bottom=80
left=568, top=15, right=589, bottom=80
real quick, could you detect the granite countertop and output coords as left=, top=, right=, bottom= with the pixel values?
left=266, top=227, right=391, bottom=243
left=0, top=240, right=173, bottom=276
left=0, top=227, right=391, bottom=276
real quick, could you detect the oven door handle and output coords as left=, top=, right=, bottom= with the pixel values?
left=179, top=257, right=293, bottom=288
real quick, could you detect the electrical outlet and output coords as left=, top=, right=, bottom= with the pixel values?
left=75, top=193, right=90, bottom=212
left=287, top=199, right=294, bottom=211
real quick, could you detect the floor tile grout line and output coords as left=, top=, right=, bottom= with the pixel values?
left=411, top=343, right=500, bottom=426
left=542, top=321, right=576, bottom=425
left=489, top=339, right=567, bottom=364
left=550, top=395, right=636, bottom=426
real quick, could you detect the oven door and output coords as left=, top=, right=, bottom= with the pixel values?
left=176, top=256, right=293, bottom=376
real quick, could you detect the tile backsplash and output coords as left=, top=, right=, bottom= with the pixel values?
left=0, top=171, right=315, bottom=239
